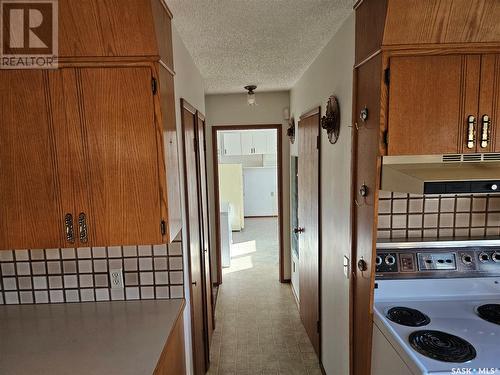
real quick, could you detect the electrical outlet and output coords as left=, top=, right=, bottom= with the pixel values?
left=109, top=268, right=124, bottom=289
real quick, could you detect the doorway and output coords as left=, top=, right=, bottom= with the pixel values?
left=212, top=125, right=284, bottom=285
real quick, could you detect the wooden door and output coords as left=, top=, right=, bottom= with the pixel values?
left=352, top=55, right=383, bottom=375
left=78, top=67, right=162, bottom=246
left=297, top=109, right=320, bottom=356
left=479, top=54, right=500, bottom=153
left=181, top=101, right=208, bottom=375
left=387, top=55, right=480, bottom=155
left=196, top=113, right=214, bottom=349
left=0, top=70, right=63, bottom=250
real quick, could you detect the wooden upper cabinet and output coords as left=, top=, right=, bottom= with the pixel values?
left=0, top=71, right=63, bottom=250
left=151, top=0, right=174, bottom=70
left=78, top=67, right=163, bottom=247
left=387, top=55, right=481, bottom=155
left=478, top=54, right=500, bottom=153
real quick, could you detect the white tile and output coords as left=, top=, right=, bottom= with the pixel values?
left=18, top=277, right=32, bottom=290
left=141, top=286, right=154, bottom=299
left=49, top=290, right=64, bottom=303
left=48, top=276, right=62, bottom=289
left=61, top=248, right=76, bottom=259
left=124, top=272, right=138, bottom=286
left=0, top=251, right=13, bottom=262
left=169, top=271, right=183, bottom=284
left=2, top=277, right=16, bottom=290
left=34, top=291, right=49, bottom=304
left=33, top=276, right=47, bottom=290
left=1, top=263, right=15, bottom=276
left=123, top=246, right=137, bottom=257
left=78, top=260, right=92, bottom=273
left=456, top=197, right=472, bottom=212
left=95, top=274, right=108, bottom=287
left=80, top=289, right=95, bottom=302
left=156, top=286, right=170, bottom=299
left=423, top=214, right=438, bottom=228
left=140, top=272, right=154, bottom=285
left=169, top=257, right=183, bottom=270
left=76, top=247, right=91, bottom=259
left=45, top=249, right=60, bottom=260
left=125, top=287, right=140, bottom=300
left=124, top=258, right=138, bottom=271
left=154, top=257, right=168, bottom=270
left=30, top=249, right=45, bottom=260
left=169, top=285, right=183, bottom=298
left=79, top=274, right=93, bottom=288
left=47, top=261, right=61, bottom=274
left=63, top=260, right=77, bottom=273
left=65, top=290, right=79, bottom=303
left=16, top=262, right=31, bottom=276
left=4, top=292, right=19, bottom=304
left=63, top=275, right=78, bottom=288
left=0, top=294, right=3, bottom=304
left=168, top=242, right=182, bottom=256
left=155, top=271, right=168, bottom=284
left=108, top=259, right=122, bottom=270
left=110, top=288, right=124, bottom=301
left=92, top=247, right=106, bottom=258
left=14, top=250, right=29, bottom=261
left=139, top=257, right=153, bottom=271
left=440, top=198, right=455, bottom=212
left=93, top=259, right=108, bottom=273
left=424, top=199, right=439, bottom=212
left=108, top=246, right=122, bottom=258
left=19, top=291, right=33, bottom=304
left=95, top=288, right=110, bottom=301
left=138, top=245, right=152, bottom=256
left=32, top=262, right=46, bottom=275
left=153, top=244, right=167, bottom=256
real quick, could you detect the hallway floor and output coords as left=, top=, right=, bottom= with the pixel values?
left=208, top=217, right=321, bottom=375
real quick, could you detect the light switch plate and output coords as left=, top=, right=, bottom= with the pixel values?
left=343, top=256, right=350, bottom=279
left=109, top=268, right=124, bottom=289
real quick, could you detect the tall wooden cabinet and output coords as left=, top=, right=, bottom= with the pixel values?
left=352, top=1, right=500, bottom=374
left=0, top=0, right=181, bottom=250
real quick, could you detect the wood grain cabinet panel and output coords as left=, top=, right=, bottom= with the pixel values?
left=479, top=54, right=500, bottom=153
left=78, top=67, right=162, bottom=247
left=387, top=55, right=480, bottom=155
left=0, top=71, right=63, bottom=250
left=154, top=307, right=186, bottom=375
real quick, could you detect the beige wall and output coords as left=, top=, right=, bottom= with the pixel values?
left=205, top=91, right=292, bottom=280
left=290, top=12, right=354, bottom=375
left=172, top=23, right=206, bottom=375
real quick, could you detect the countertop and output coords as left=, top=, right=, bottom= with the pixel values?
left=0, top=299, right=185, bottom=375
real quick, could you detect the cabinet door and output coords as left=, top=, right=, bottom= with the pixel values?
left=478, top=54, right=500, bottom=153
left=222, top=132, right=242, bottom=155
left=265, top=130, right=278, bottom=154
left=0, top=70, right=63, bottom=250
left=252, top=131, right=268, bottom=154
left=78, top=67, right=162, bottom=246
left=388, top=55, right=480, bottom=155
left=240, top=132, right=253, bottom=155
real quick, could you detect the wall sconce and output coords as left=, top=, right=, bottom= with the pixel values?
left=321, top=95, right=341, bottom=144
left=244, top=85, right=257, bottom=106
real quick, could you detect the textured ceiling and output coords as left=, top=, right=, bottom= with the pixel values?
left=167, top=0, right=353, bottom=94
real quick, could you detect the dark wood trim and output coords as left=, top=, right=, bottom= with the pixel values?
left=197, top=112, right=206, bottom=122
left=181, top=98, right=197, bottom=115
left=211, top=124, right=285, bottom=284
left=353, top=0, right=363, bottom=10
left=317, top=108, right=323, bottom=365
left=300, top=107, right=321, bottom=120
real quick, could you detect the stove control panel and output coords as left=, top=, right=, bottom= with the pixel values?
left=375, top=246, right=500, bottom=279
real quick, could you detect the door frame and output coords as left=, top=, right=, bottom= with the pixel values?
left=211, top=124, right=285, bottom=284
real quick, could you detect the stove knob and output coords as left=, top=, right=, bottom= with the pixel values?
left=491, top=184, right=499, bottom=191
left=461, top=254, right=473, bottom=265
left=375, top=256, right=383, bottom=266
left=385, top=255, right=396, bottom=266
left=492, top=251, right=500, bottom=263
left=479, top=252, right=490, bottom=263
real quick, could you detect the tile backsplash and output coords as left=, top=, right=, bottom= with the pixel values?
left=378, top=192, right=500, bottom=239
left=0, top=238, right=184, bottom=305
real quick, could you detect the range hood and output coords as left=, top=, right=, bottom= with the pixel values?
left=381, top=154, right=500, bottom=194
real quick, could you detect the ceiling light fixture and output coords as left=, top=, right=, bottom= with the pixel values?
left=244, top=85, right=257, bottom=106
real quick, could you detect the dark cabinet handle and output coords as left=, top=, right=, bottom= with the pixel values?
left=293, top=227, right=305, bottom=234
left=357, top=258, right=368, bottom=272
left=467, top=115, right=476, bottom=149
left=64, top=213, right=74, bottom=244
left=78, top=212, right=88, bottom=244
left=481, top=114, right=490, bottom=149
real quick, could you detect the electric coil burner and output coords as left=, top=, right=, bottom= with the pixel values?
left=477, top=304, right=500, bottom=325
left=409, top=330, right=477, bottom=363
left=387, top=307, right=431, bottom=327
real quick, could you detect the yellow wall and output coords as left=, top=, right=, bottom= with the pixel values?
left=218, top=164, right=244, bottom=230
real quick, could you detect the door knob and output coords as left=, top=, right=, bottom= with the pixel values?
left=293, top=227, right=305, bottom=234
left=192, top=281, right=197, bottom=286
left=357, top=258, right=368, bottom=272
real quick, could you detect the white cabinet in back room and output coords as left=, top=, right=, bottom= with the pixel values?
left=222, top=132, right=242, bottom=155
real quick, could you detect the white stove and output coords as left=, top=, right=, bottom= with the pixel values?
left=372, top=240, right=500, bottom=375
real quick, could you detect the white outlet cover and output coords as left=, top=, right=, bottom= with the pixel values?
left=109, top=268, right=124, bottom=289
